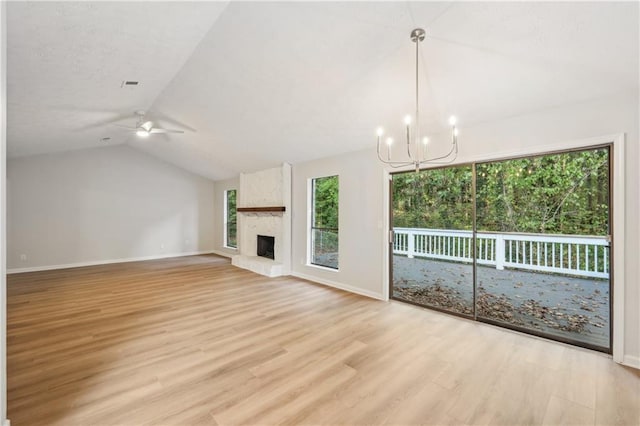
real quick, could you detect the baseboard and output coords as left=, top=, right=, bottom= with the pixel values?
left=212, top=249, right=236, bottom=259
left=622, top=354, right=640, bottom=370
left=7, top=250, right=216, bottom=274
left=3, top=418, right=10, bottom=426
left=291, top=271, right=384, bottom=301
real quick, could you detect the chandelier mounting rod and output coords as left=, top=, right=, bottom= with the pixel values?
left=413, top=29, right=422, bottom=161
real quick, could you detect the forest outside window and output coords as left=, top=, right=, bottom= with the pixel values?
left=310, top=175, right=339, bottom=269
left=224, top=189, right=237, bottom=249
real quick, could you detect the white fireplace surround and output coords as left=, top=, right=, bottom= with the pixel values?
left=231, top=164, right=291, bottom=277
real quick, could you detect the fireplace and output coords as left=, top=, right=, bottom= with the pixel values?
left=231, top=164, right=291, bottom=277
left=257, top=235, right=275, bottom=260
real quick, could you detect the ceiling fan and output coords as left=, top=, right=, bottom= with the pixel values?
left=115, top=110, right=185, bottom=137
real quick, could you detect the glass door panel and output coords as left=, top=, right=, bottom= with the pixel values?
left=475, top=147, right=611, bottom=350
left=391, top=165, right=474, bottom=316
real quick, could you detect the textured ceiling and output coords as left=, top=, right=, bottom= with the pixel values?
left=7, top=2, right=639, bottom=180
left=7, top=2, right=228, bottom=158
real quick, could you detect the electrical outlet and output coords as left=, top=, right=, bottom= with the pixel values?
left=160, top=244, right=165, bottom=249
left=20, top=254, right=27, bottom=261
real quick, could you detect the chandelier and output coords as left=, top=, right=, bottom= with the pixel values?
left=376, top=28, right=459, bottom=172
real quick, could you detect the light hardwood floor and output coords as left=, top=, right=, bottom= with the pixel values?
left=7, top=254, right=640, bottom=425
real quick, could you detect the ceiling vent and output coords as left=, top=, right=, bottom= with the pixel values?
left=121, top=80, right=139, bottom=88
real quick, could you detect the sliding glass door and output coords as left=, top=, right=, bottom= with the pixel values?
left=475, top=147, right=610, bottom=350
left=390, top=145, right=611, bottom=352
left=391, top=165, right=474, bottom=317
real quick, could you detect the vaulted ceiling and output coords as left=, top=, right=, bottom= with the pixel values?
left=7, top=2, right=639, bottom=180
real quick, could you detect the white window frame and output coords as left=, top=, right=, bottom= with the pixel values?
left=223, top=189, right=237, bottom=249
left=307, top=175, right=339, bottom=271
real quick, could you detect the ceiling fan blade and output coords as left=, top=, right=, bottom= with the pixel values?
left=74, top=112, right=140, bottom=131
left=149, top=128, right=184, bottom=134
left=111, top=123, right=138, bottom=131
left=147, top=110, right=197, bottom=132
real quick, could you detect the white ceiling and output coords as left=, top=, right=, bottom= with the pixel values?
left=7, top=1, right=639, bottom=180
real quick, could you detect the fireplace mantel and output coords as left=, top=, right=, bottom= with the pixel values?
left=237, top=206, right=286, bottom=213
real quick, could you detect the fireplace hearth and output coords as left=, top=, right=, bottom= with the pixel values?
left=257, top=235, right=275, bottom=260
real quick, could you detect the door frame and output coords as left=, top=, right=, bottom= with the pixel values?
left=382, top=133, right=625, bottom=361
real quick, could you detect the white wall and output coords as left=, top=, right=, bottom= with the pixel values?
left=290, top=92, right=639, bottom=366
left=291, top=149, right=386, bottom=300
left=213, top=176, right=239, bottom=257
left=7, top=144, right=215, bottom=271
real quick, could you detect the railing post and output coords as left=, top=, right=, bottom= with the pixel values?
left=407, top=230, right=415, bottom=259
left=495, top=234, right=505, bottom=270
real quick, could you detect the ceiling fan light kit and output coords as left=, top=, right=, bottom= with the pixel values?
left=376, top=28, right=459, bottom=173
left=114, top=110, right=185, bottom=137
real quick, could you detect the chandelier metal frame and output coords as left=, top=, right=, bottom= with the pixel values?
left=376, top=28, right=459, bottom=172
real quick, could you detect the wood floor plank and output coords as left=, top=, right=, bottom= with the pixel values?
left=7, top=254, right=640, bottom=425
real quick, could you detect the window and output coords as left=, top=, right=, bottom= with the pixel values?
left=310, top=175, right=339, bottom=269
left=224, top=189, right=237, bottom=249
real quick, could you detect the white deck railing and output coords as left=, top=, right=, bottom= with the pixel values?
left=393, top=228, right=609, bottom=279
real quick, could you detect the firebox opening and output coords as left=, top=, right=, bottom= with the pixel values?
left=257, top=235, right=275, bottom=260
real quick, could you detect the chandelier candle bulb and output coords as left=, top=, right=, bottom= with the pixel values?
left=406, top=123, right=411, bottom=158
left=375, top=28, right=460, bottom=171
left=422, top=137, right=429, bottom=160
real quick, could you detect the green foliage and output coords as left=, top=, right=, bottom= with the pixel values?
left=313, top=175, right=339, bottom=229
left=393, top=166, right=473, bottom=230
left=226, top=189, right=237, bottom=247
left=392, top=148, right=609, bottom=236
